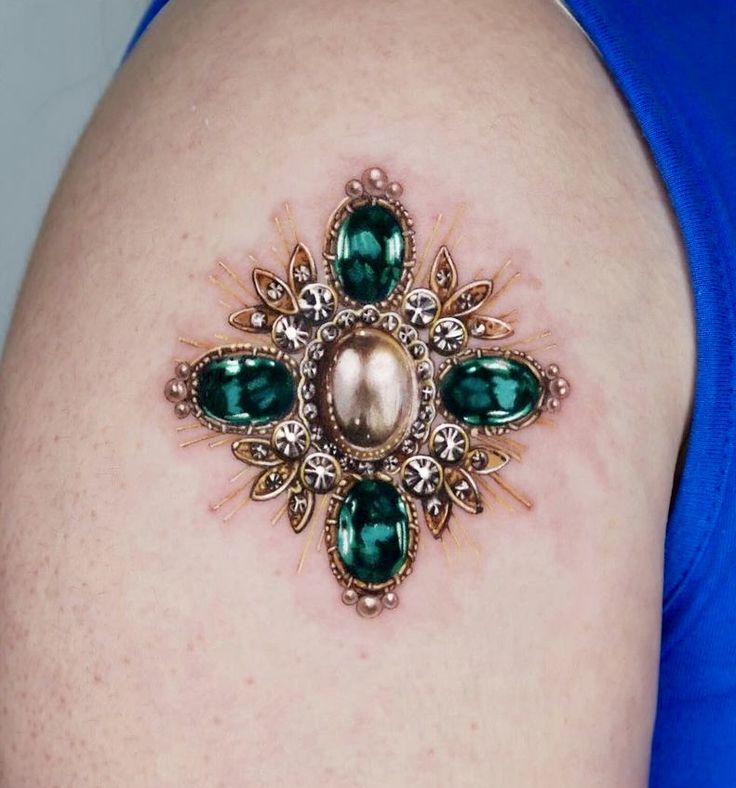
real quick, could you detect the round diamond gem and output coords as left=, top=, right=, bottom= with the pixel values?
left=425, top=495, right=444, bottom=517
left=403, top=288, right=440, bottom=327
left=398, top=325, right=418, bottom=345
left=272, top=314, right=311, bottom=352
left=381, top=313, right=400, bottom=332
left=273, top=420, right=310, bottom=459
left=430, top=317, right=468, bottom=355
left=409, top=341, right=427, bottom=359
left=381, top=456, right=400, bottom=474
left=293, top=264, right=312, bottom=285
left=299, top=283, right=336, bottom=324
left=301, top=359, right=318, bottom=378
left=301, top=452, right=340, bottom=492
left=290, top=492, right=309, bottom=515
left=360, top=305, right=380, bottom=324
left=417, top=361, right=433, bottom=379
left=335, top=309, right=357, bottom=328
left=402, top=455, right=442, bottom=497
left=267, top=281, right=285, bottom=301
left=250, top=311, right=267, bottom=329
left=319, top=323, right=339, bottom=342
left=431, top=424, right=469, bottom=464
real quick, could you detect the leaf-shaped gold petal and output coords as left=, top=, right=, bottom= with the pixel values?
left=251, top=461, right=299, bottom=501
left=286, top=481, right=314, bottom=534
left=232, top=438, right=280, bottom=467
left=288, top=242, right=317, bottom=294
left=444, top=466, right=483, bottom=514
left=228, top=306, right=276, bottom=333
left=253, top=268, right=298, bottom=315
left=429, top=246, right=458, bottom=302
left=465, top=314, right=513, bottom=340
left=442, top=280, right=494, bottom=318
left=464, top=447, right=510, bottom=475
left=422, top=493, right=452, bottom=539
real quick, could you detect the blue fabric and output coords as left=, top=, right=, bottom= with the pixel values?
left=128, top=1, right=736, bottom=783
left=124, top=0, right=170, bottom=58
left=561, top=6, right=736, bottom=785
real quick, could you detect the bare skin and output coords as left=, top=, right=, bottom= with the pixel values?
left=0, top=0, right=694, bottom=785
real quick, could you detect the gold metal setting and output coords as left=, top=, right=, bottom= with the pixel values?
left=300, top=309, right=435, bottom=464
left=325, top=474, right=420, bottom=595
left=323, top=195, right=417, bottom=311
left=189, top=343, right=300, bottom=435
left=435, top=347, right=547, bottom=436
left=162, top=165, right=572, bottom=618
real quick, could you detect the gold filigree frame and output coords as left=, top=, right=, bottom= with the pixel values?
left=298, top=309, right=436, bottom=462
left=323, top=195, right=417, bottom=311
left=325, top=474, right=420, bottom=594
left=189, top=343, right=300, bottom=435
left=435, top=347, right=547, bottom=436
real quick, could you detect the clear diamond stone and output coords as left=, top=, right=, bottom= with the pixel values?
left=402, top=455, right=442, bottom=496
left=403, top=288, right=440, bottom=327
left=299, top=283, right=336, bottom=324
left=302, top=453, right=339, bottom=492
left=273, top=420, right=310, bottom=459
left=272, top=314, right=311, bottom=352
left=430, top=317, right=467, bottom=355
left=431, top=424, right=468, bottom=464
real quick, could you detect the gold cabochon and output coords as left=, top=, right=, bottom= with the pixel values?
left=318, top=327, right=418, bottom=459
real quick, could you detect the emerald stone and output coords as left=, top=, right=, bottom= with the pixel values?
left=196, top=353, right=295, bottom=426
left=439, top=355, right=541, bottom=427
left=334, top=204, right=404, bottom=303
left=337, top=479, right=409, bottom=584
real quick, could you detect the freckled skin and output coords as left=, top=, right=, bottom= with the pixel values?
left=0, top=0, right=693, bottom=786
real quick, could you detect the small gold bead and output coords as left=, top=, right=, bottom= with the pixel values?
left=356, top=595, right=382, bottom=618
left=362, top=167, right=388, bottom=197
left=345, top=179, right=363, bottom=198
left=550, top=377, right=570, bottom=398
left=342, top=588, right=359, bottom=606
left=164, top=378, right=188, bottom=403
left=174, top=401, right=192, bottom=419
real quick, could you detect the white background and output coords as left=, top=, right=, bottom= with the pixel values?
left=0, top=0, right=151, bottom=347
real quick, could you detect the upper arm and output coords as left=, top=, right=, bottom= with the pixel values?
left=0, top=0, right=694, bottom=785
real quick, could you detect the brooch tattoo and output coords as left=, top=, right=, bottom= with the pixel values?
left=163, top=167, right=571, bottom=618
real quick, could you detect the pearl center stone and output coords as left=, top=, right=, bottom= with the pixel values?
left=321, top=328, right=416, bottom=456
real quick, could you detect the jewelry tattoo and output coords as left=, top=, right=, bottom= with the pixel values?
left=163, top=166, right=571, bottom=618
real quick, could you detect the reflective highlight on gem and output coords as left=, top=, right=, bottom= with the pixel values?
left=334, top=204, right=404, bottom=303
left=439, top=355, right=541, bottom=426
left=197, top=354, right=295, bottom=426
left=337, top=479, right=409, bottom=584
left=326, top=328, right=416, bottom=451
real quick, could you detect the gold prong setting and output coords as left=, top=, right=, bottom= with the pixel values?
left=162, top=166, right=572, bottom=617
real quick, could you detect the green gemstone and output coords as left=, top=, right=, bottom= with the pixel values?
left=439, top=355, right=542, bottom=427
left=334, top=204, right=405, bottom=303
left=337, top=479, right=409, bottom=584
left=196, top=353, right=295, bottom=426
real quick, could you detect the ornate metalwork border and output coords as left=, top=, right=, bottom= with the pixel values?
left=322, top=195, right=417, bottom=311
left=435, top=347, right=547, bottom=436
left=297, top=307, right=436, bottom=463
left=162, top=165, right=573, bottom=617
left=324, top=473, right=420, bottom=594
left=189, top=343, right=301, bottom=435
